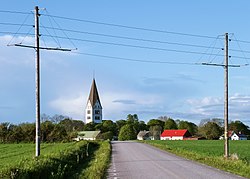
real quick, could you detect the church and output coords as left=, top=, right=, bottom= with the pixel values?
left=85, top=79, right=103, bottom=124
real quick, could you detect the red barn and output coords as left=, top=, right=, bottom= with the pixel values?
left=161, top=129, right=191, bottom=140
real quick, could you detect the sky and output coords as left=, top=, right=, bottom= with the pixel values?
left=0, top=1, right=250, bottom=126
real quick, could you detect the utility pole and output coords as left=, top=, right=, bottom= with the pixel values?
left=8, top=6, right=72, bottom=157
left=201, top=33, right=242, bottom=159
left=224, top=33, right=229, bottom=158
left=35, top=6, right=41, bottom=157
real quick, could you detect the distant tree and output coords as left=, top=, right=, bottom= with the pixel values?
left=47, top=124, right=67, bottom=142
left=138, top=121, right=148, bottom=131
left=164, top=118, right=178, bottom=130
left=229, top=120, right=250, bottom=135
left=118, top=124, right=137, bottom=141
left=0, top=123, right=10, bottom=143
left=97, top=131, right=113, bottom=140
left=198, top=122, right=222, bottom=140
left=147, top=119, right=164, bottom=129
left=178, top=121, right=198, bottom=136
left=19, top=123, right=35, bottom=142
left=83, top=122, right=95, bottom=131
left=149, top=125, right=162, bottom=140
left=41, top=121, right=54, bottom=142
left=199, top=118, right=223, bottom=127
left=59, top=118, right=84, bottom=132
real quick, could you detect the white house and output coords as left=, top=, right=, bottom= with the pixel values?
left=231, top=132, right=247, bottom=140
left=74, top=131, right=101, bottom=141
left=85, top=79, right=102, bottom=124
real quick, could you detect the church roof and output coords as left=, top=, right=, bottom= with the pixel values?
left=88, top=79, right=102, bottom=108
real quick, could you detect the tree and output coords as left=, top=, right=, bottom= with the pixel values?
left=147, top=119, right=164, bottom=140
left=229, top=120, right=250, bottom=135
left=118, top=124, right=137, bottom=141
left=97, top=131, right=113, bottom=140
left=19, top=123, right=35, bottom=142
left=147, top=119, right=164, bottom=129
left=198, top=122, right=222, bottom=139
left=149, top=125, right=162, bottom=140
left=0, top=123, right=9, bottom=143
left=178, top=121, right=198, bottom=136
left=164, top=118, right=178, bottom=129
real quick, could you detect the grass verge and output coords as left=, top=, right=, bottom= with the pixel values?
left=142, top=140, right=250, bottom=178
left=0, top=141, right=110, bottom=179
left=78, top=140, right=111, bottom=179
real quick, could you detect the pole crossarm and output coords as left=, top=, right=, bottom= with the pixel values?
left=201, top=62, right=241, bottom=68
left=9, top=43, right=72, bottom=51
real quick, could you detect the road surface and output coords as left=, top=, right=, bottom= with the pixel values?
left=107, top=141, right=246, bottom=179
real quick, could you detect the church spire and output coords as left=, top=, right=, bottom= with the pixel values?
left=88, top=78, right=102, bottom=108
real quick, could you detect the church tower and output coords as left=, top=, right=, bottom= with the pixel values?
left=85, top=79, right=102, bottom=124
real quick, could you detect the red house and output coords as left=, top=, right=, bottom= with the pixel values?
left=161, top=129, right=191, bottom=140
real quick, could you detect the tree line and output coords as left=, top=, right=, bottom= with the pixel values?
left=0, top=114, right=249, bottom=143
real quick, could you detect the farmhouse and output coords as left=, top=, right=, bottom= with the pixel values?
left=137, top=131, right=152, bottom=140
left=161, top=129, right=191, bottom=140
left=220, top=131, right=248, bottom=140
left=73, top=131, right=101, bottom=141
left=230, top=131, right=248, bottom=140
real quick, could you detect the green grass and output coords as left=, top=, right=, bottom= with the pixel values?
left=0, top=143, right=74, bottom=168
left=0, top=141, right=111, bottom=178
left=78, top=140, right=111, bottom=179
left=143, top=140, right=250, bottom=178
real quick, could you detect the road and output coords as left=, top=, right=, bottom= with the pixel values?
left=107, top=141, right=246, bottom=179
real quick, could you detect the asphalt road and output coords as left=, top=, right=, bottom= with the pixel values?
left=107, top=141, right=246, bottom=179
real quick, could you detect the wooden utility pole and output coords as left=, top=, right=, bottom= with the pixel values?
left=35, top=6, right=41, bottom=157
left=224, top=33, right=229, bottom=158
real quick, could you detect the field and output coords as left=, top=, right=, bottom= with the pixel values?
left=0, top=141, right=111, bottom=178
left=143, top=140, right=250, bottom=178
left=0, top=143, right=74, bottom=168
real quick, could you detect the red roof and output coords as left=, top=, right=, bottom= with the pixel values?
left=161, top=129, right=189, bottom=137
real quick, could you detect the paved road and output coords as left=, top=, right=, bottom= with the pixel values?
left=107, top=141, right=246, bottom=179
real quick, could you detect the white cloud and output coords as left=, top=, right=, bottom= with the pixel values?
left=49, top=90, right=163, bottom=121
left=185, top=94, right=250, bottom=121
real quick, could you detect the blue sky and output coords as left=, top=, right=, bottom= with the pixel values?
left=0, top=1, right=250, bottom=125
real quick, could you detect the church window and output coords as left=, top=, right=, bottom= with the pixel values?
left=87, top=110, right=91, bottom=114
left=95, top=116, right=100, bottom=120
left=87, top=116, right=91, bottom=119
left=95, top=110, right=100, bottom=114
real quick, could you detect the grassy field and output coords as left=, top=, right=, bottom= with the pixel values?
left=0, top=143, right=74, bottom=168
left=0, top=141, right=111, bottom=178
left=143, top=140, right=250, bottom=178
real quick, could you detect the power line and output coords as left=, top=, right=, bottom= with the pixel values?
left=0, top=10, right=32, bottom=15
left=71, top=51, right=200, bottom=65
left=41, top=14, right=219, bottom=39
left=42, top=34, right=225, bottom=57
left=40, top=25, right=223, bottom=50
left=0, top=22, right=33, bottom=27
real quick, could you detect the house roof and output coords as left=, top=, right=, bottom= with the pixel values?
left=161, top=129, right=189, bottom=137
left=137, top=131, right=151, bottom=137
left=88, top=79, right=102, bottom=108
left=78, top=131, right=101, bottom=139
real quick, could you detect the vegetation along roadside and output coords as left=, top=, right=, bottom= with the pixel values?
left=143, top=140, right=250, bottom=178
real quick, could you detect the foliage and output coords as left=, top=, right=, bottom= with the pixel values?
left=178, top=120, right=198, bottom=136
left=229, top=120, right=250, bottom=135
left=143, top=140, right=250, bottom=178
left=118, top=124, right=137, bottom=141
left=198, top=121, right=222, bottom=139
left=164, top=118, right=178, bottom=129
left=79, top=141, right=111, bottom=179
left=0, top=141, right=99, bottom=178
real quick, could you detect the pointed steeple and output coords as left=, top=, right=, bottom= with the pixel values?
left=88, top=79, right=102, bottom=108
